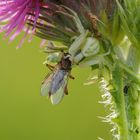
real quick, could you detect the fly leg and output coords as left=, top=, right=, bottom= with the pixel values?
left=64, top=84, right=68, bottom=95
left=46, top=64, right=55, bottom=71
left=69, top=75, right=75, bottom=79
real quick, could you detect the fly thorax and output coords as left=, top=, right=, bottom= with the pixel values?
left=60, top=57, right=72, bottom=70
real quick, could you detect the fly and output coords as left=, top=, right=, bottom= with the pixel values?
left=41, top=53, right=74, bottom=104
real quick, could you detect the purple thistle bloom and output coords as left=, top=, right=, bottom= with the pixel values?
left=0, top=0, right=44, bottom=43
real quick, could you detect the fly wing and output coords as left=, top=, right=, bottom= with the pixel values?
left=50, top=70, right=67, bottom=94
left=41, top=73, right=53, bottom=96
left=50, top=70, right=69, bottom=105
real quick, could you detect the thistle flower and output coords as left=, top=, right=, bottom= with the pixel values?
left=0, top=0, right=44, bottom=42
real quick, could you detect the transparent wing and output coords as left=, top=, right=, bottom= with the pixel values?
left=50, top=72, right=69, bottom=105
left=50, top=70, right=67, bottom=93
left=41, top=73, right=53, bottom=96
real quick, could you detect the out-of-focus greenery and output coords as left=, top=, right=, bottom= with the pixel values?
left=0, top=35, right=111, bottom=140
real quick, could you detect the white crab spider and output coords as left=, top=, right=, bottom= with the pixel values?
left=51, top=6, right=110, bottom=67
left=60, top=8, right=100, bottom=64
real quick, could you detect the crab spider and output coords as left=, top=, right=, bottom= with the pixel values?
left=56, top=6, right=110, bottom=67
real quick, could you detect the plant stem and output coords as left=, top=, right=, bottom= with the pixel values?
left=124, top=47, right=140, bottom=140
left=112, top=62, right=129, bottom=140
left=111, top=47, right=140, bottom=140
left=119, top=81, right=129, bottom=140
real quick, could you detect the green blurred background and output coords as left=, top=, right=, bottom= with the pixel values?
left=0, top=35, right=112, bottom=140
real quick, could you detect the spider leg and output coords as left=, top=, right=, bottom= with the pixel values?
left=60, top=6, right=85, bottom=34
left=56, top=6, right=85, bottom=34
left=68, top=30, right=89, bottom=64
left=69, top=30, right=88, bottom=55
left=78, top=48, right=111, bottom=67
left=69, top=74, right=75, bottom=79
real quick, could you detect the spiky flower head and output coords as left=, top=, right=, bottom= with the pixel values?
left=0, top=0, right=116, bottom=46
